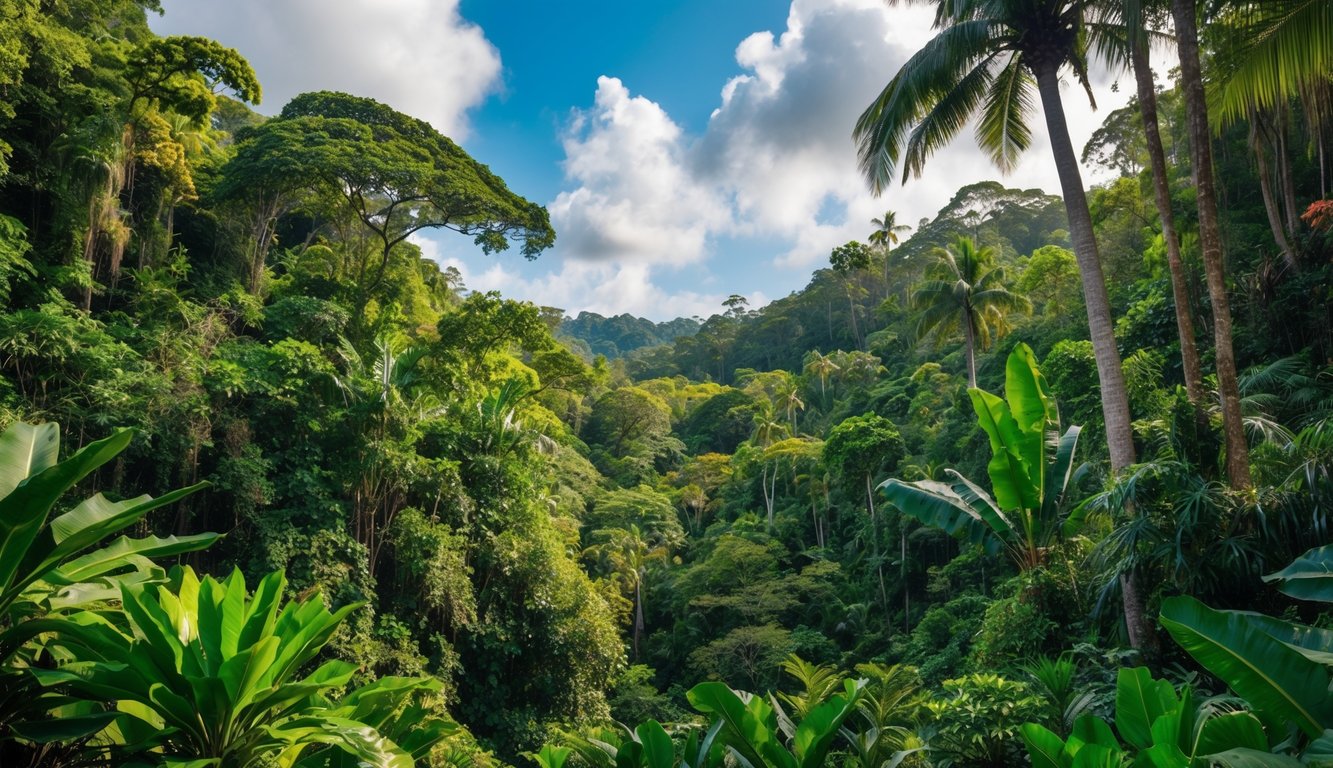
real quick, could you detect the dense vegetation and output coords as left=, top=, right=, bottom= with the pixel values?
left=0, top=1, right=1331, bottom=766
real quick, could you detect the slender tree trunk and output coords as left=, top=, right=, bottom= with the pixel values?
left=762, top=464, right=775, bottom=530
left=846, top=282, right=862, bottom=350
left=1133, top=40, right=1204, bottom=403
left=1252, top=113, right=1299, bottom=270
left=1032, top=64, right=1136, bottom=472
left=1174, top=0, right=1254, bottom=490
left=901, top=523, right=909, bottom=633
left=962, top=310, right=978, bottom=388
left=1034, top=61, right=1151, bottom=651
left=633, top=576, right=644, bottom=661
left=1276, top=107, right=1301, bottom=237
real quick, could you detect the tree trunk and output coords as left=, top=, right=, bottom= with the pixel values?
left=1132, top=40, right=1204, bottom=403
left=901, top=523, right=909, bottom=633
left=846, top=282, right=862, bottom=350
left=1034, top=61, right=1152, bottom=653
left=1276, top=107, right=1301, bottom=238
left=962, top=308, right=978, bottom=388
left=762, top=464, right=775, bottom=530
left=634, top=576, right=644, bottom=662
left=1173, top=0, right=1254, bottom=490
left=1032, top=64, right=1137, bottom=473
left=1252, top=112, right=1299, bottom=271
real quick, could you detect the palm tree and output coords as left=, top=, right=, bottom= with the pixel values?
left=911, top=236, right=1030, bottom=387
left=1171, top=0, right=1253, bottom=489
left=751, top=403, right=791, bottom=529
left=779, top=384, right=806, bottom=434
left=584, top=525, right=666, bottom=662
left=854, top=0, right=1138, bottom=474
left=868, top=210, right=912, bottom=250
left=804, top=350, right=841, bottom=402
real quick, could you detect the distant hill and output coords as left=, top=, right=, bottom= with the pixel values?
left=558, top=312, right=701, bottom=359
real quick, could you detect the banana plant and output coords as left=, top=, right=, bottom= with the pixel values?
left=0, top=421, right=214, bottom=747
left=559, top=719, right=711, bottom=768
left=1020, top=667, right=1296, bottom=768
left=33, top=566, right=453, bottom=768
left=687, top=678, right=865, bottom=768
left=879, top=343, right=1084, bottom=570
left=1159, top=543, right=1333, bottom=754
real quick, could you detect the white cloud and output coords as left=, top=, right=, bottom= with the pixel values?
left=151, top=0, right=500, bottom=139
left=552, top=0, right=1133, bottom=275
left=549, top=77, right=730, bottom=265
left=413, top=235, right=764, bottom=321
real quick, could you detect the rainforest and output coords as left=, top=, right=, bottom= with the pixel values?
left=1, top=1, right=1332, bottom=767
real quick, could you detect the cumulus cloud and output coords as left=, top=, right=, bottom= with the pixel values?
left=549, top=77, right=730, bottom=265
left=413, top=236, right=764, bottom=321
left=152, top=0, right=500, bottom=138
left=552, top=0, right=1131, bottom=274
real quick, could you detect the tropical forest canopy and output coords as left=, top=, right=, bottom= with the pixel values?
left=1, top=1, right=1333, bottom=767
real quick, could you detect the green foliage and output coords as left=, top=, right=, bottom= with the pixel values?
left=35, top=566, right=455, bottom=766
left=970, top=593, right=1054, bottom=670
left=823, top=414, right=904, bottom=488
left=0, top=420, right=214, bottom=750
left=925, top=673, right=1047, bottom=767
left=881, top=343, right=1083, bottom=570
left=689, top=678, right=866, bottom=768
left=1019, top=667, right=1298, bottom=768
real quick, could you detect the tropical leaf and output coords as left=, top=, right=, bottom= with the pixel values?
left=1160, top=596, right=1333, bottom=737
left=1262, top=544, right=1333, bottom=602
left=1115, top=667, right=1176, bottom=751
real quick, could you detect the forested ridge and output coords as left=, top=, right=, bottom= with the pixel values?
left=2, top=1, right=1333, bottom=767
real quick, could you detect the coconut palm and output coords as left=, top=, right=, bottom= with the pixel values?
left=911, top=236, right=1030, bottom=387
left=751, top=403, right=791, bottom=529
left=854, top=0, right=1138, bottom=475
left=868, top=210, right=911, bottom=250
left=804, top=350, right=841, bottom=402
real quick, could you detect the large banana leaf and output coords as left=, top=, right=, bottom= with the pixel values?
left=0, top=421, right=59, bottom=497
left=1262, top=544, right=1333, bottom=603
left=879, top=343, right=1083, bottom=570
left=970, top=387, right=1041, bottom=513
left=1160, top=595, right=1333, bottom=737
left=687, top=680, right=863, bottom=768
left=635, top=720, right=675, bottom=768
left=1115, top=667, right=1177, bottom=751
left=879, top=476, right=1006, bottom=553
left=0, top=427, right=133, bottom=608
left=688, top=683, right=790, bottom=768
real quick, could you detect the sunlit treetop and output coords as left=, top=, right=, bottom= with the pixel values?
left=221, top=90, right=554, bottom=271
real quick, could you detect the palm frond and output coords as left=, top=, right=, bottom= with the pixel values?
left=854, top=19, right=998, bottom=192
left=1210, top=0, right=1333, bottom=129
left=975, top=53, right=1035, bottom=172
left=903, top=57, right=998, bottom=180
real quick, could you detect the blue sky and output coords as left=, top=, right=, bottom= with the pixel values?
left=154, top=0, right=1129, bottom=320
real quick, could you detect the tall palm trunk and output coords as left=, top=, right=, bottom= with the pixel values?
left=1132, top=40, right=1205, bottom=403
left=633, top=576, right=644, bottom=661
left=1172, top=0, right=1253, bottom=490
left=1032, top=63, right=1136, bottom=472
left=962, top=310, right=978, bottom=388
left=1034, top=61, right=1150, bottom=651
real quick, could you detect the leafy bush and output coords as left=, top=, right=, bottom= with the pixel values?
left=924, top=673, right=1047, bottom=767
left=37, top=566, right=456, bottom=767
